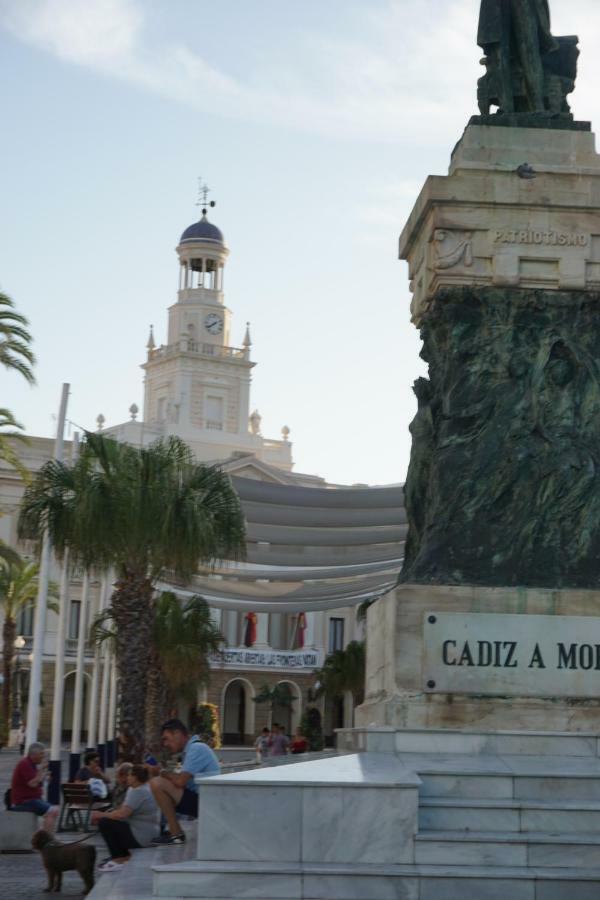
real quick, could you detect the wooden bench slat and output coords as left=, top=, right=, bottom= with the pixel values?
left=58, top=782, right=111, bottom=833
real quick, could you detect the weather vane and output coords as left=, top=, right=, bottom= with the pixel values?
left=196, top=177, right=216, bottom=215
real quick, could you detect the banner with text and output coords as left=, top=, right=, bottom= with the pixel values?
left=210, top=648, right=322, bottom=671
left=423, top=611, right=600, bottom=698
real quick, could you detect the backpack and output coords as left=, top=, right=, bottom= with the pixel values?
left=88, top=778, right=108, bottom=799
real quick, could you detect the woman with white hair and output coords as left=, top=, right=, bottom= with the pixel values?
left=111, top=762, right=133, bottom=808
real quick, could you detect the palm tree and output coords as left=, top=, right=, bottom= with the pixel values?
left=253, top=682, right=295, bottom=716
left=145, top=592, right=224, bottom=754
left=18, top=432, right=245, bottom=759
left=0, top=556, right=58, bottom=735
left=0, top=291, right=35, bottom=478
left=0, top=292, right=35, bottom=384
left=315, top=640, right=366, bottom=718
left=0, top=408, right=29, bottom=480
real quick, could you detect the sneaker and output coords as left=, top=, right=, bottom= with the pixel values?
left=151, top=823, right=170, bottom=843
left=98, top=860, right=125, bottom=872
left=152, top=831, right=186, bottom=845
left=152, top=831, right=169, bottom=844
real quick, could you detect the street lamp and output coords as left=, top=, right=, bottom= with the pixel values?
left=12, top=635, right=26, bottom=728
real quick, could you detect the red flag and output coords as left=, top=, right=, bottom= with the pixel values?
left=244, top=612, right=257, bottom=647
left=297, top=612, right=306, bottom=649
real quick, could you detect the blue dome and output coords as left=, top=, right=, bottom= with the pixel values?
left=179, top=215, right=225, bottom=245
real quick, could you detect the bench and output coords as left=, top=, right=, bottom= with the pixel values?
left=58, top=783, right=110, bottom=833
left=0, top=811, right=37, bottom=852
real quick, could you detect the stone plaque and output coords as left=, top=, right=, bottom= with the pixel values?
left=423, top=612, right=600, bottom=698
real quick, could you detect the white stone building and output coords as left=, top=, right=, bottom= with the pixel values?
left=104, top=208, right=296, bottom=474
left=0, top=205, right=405, bottom=747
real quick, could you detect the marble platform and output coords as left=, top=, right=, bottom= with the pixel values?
left=193, top=753, right=420, bottom=867
left=146, top=728, right=600, bottom=899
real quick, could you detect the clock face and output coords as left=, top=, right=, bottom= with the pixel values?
left=204, top=313, right=223, bottom=335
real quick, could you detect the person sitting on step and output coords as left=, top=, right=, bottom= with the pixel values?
left=91, top=764, right=160, bottom=872
left=149, top=719, right=220, bottom=845
left=10, top=742, right=59, bottom=833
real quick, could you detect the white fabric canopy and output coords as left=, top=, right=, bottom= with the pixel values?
left=159, top=476, right=405, bottom=612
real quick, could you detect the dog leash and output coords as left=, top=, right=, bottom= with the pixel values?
left=48, top=832, right=95, bottom=847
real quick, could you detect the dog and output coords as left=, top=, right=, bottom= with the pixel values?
left=32, top=829, right=96, bottom=895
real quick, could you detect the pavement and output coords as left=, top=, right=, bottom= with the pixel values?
left=0, top=747, right=107, bottom=899
left=0, top=744, right=272, bottom=899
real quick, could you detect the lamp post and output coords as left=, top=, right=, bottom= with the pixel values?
left=11, top=635, right=26, bottom=729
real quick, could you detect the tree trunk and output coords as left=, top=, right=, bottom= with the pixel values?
left=145, top=643, right=167, bottom=759
left=2, top=616, right=16, bottom=737
left=111, top=570, right=154, bottom=761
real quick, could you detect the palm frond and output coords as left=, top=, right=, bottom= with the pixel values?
left=0, top=292, right=35, bottom=384
left=152, top=591, right=223, bottom=699
left=19, top=432, right=246, bottom=576
left=0, top=557, right=58, bottom=619
left=314, top=640, right=366, bottom=705
left=253, top=682, right=294, bottom=707
left=0, top=542, right=21, bottom=567
left=0, top=411, right=30, bottom=479
left=90, top=606, right=117, bottom=650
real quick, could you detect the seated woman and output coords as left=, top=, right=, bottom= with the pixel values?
left=91, top=764, right=159, bottom=872
left=110, top=762, right=133, bottom=809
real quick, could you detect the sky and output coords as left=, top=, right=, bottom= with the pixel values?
left=1, top=0, right=600, bottom=486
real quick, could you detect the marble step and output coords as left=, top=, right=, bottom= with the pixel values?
left=393, top=728, right=600, bottom=759
left=343, top=726, right=600, bottom=759
left=415, top=830, right=600, bottom=868
left=153, top=859, right=600, bottom=899
left=419, top=796, right=600, bottom=832
left=397, top=754, right=600, bottom=801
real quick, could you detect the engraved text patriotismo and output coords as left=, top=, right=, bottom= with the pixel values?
left=494, top=229, right=589, bottom=247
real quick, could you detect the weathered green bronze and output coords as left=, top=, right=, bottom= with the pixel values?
left=475, top=0, right=579, bottom=123
left=402, top=287, right=600, bottom=590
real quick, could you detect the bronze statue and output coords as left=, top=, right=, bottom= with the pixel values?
left=477, top=0, right=578, bottom=118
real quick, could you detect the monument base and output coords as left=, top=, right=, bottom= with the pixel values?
left=357, top=692, right=600, bottom=733
left=147, top=728, right=600, bottom=899
left=357, top=583, right=600, bottom=732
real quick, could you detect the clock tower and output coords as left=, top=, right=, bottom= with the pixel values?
left=141, top=202, right=265, bottom=462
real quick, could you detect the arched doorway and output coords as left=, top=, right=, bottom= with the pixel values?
left=222, top=679, right=255, bottom=745
left=62, top=671, right=89, bottom=742
left=272, top=681, right=302, bottom=737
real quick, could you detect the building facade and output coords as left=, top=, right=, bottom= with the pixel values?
left=0, top=205, right=404, bottom=748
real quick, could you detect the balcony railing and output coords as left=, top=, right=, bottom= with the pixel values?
left=149, top=341, right=247, bottom=362
left=65, top=638, right=94, bottom=657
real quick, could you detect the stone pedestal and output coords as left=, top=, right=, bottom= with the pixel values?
left=400, top=124, right=600, bottom=591
left=403, top=124, right=600, bottom=329
left=357, top=584, right=600, bottom=732
left=380, top=122, right=600, bottom=737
